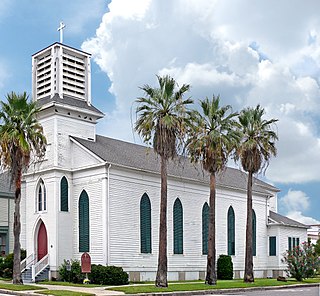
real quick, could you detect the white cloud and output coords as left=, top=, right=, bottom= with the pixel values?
left=280, top=189, right=320, bottom=225
left=281, top=189, right=310, bottom=212
left=83, top=0, right=320, bottom=183
left=287, top=211, right=320, bottom=226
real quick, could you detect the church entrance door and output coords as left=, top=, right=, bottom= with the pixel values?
left=37, top=222, right=48, bottom=261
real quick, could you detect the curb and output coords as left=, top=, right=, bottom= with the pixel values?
left=123, top=283, right=320, bottom=296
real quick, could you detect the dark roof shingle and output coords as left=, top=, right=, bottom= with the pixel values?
left=37, top=94, right=104, bottom=116
left=269, top=211, right=308, bottom=228
left=73, top=135, right=279, bottom=195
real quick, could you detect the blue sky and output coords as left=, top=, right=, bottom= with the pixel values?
left=1, top=0, right=320, bottom=224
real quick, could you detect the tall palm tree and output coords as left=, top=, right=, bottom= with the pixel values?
left=187, top=95, right=239, bottom=285
left=0, top=92, right=46, bottom=284
left=135, top=75, right=193, bottom=287
left=236, top=105, right=278, bottom=283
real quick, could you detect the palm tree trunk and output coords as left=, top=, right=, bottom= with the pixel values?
left=205, top=172, right=217, bottom=285
left=12, top=170, right=22, bottom=284
left=244, top=171, right=254, bottom=283
left=155, top=156, right=168, bottom=287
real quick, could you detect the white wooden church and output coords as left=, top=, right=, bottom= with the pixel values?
left=0, top=41, right=308, bottom=282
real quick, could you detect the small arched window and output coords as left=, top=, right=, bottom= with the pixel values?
left=202, top=202, right=209, bottom=255
left=227, top=206, right=235, bottom=255
left=79, top=190, right=90, bottom=252
left=37, top=179, right=47, bottom=212
left=173, top=198, right=183, bottom=254
left=140, top=193, right=151, bottom=253
left=252, top=209, right=256, bottom=256
left=60, top=176, right=68, bottom=212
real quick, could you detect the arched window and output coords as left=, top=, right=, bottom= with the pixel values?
left=60, top=176, right=68, bottom=212
left=227, top=206, right=235, bottom=255
left=173, top=198, right=183, bottom=254
left=37, top=179, right=46, bottom=212
left=252, top=209, right=256, bottom=256
left=202, top=202, right=209, bottom=255
left=140, top=193, right=151, bottom=253
left=79, top=190, right=89, bottom=252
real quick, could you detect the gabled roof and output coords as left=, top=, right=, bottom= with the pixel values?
left=37, top=94, right=104, bottom=116
left=269, top=211, right=308, bottom=229
left=72, top=135, right=279, bottom=195
left=0, top=171, right=14, bottom=197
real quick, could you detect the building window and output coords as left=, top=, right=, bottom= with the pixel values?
left=173, top=198, right=183, bottom=254
left=0, top=233, right=7, bottom=256
left=202, top=202, right=209, bottom=255
left=288, top=237, right=300, bottom=251
left=79, top=190, right=89, bottom=252
left=227, top=206, right=235, bottom=255
left=140, top=193, right=151, bottom=253
left=252, top=209, right=256, bottom=256
left=37, top=179, right=47, bottom=212
left=60, top=176, right=69, bottom=212
left=269, top=236, right=277, bottom=256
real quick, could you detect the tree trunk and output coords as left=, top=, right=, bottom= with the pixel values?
left=244, top=171, right=254, bottom=283
left=155, top=156, right=168, bottom=287
left=12, top=170, right=22, bottom=284
left=205, top=172, right=217, bottom=285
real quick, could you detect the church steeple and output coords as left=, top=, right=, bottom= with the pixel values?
left=32, top=42, right=92, bottom=104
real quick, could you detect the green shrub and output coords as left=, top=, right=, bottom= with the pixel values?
left=282, top=242, right=319, bottom=281
left=217, top=254, right=233, bottom=280
left=0, top=249, right=26, bottom=279
left=89, top=264, right=128, bottom=285
left=58, top=260, right=85, bottom=284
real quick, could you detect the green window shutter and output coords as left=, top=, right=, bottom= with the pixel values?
left=173, top=198, right=183, bottom=254
left=293, top=237, right=296, bottom=248
left=140, top=193, right=152, bottom=253
left=202, top=203, right=209, bottom=255
left=79, top=190, right=89, bottom=252
left=269, top=236, right=276, bottom=256
left=227, top=206, right=235, bottom=255
left=38, top=185, right=42, bottom=211
left=60, top=176, right=69, bottom=212
left=252, top=210, right=256, bottom=256
left=296, top=237, right=299, bottom=246
left=288, top=237, right=292, bottom=251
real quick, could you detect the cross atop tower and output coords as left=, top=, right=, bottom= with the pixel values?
left=57, top=21, right=66, bottom=43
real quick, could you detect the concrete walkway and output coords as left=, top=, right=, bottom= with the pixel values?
left=0, top=281, right=125, bottom=296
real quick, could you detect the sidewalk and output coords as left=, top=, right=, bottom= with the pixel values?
left=0, top=281, right=125, bottom=296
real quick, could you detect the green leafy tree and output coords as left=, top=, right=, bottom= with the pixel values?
left=135, top=75, right=193, bottom=287
left=0, top=92, right=46, bottom=284
left=314, top=238, right=320, bottom=256
left=235, top=105, right=278, bottom=283
left=282, top=242, right=319, bottom=281
left=186, top=96, right=239, bottom=285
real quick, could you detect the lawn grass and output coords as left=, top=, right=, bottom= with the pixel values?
left=38, top=281, right=101, bottom=288
left=0, top=282, right=46, bottom=291
left=108, top=278, right=320, bottom=294
left=36, top=290, right=94, bottom=296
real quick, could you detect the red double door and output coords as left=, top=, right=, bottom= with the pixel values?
left=37, top=222, right=48, bottom=261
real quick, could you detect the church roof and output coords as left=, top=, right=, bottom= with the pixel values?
left=37, top=94, right=104, bottom=116
left=269, top=211, right=308, bottom=228
left=0, top=171, right=14, bottom=197
left=73, top=135, right=279, bottom=196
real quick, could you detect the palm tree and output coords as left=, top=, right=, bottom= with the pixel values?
left=187, top=95, right=239, bottom=285
left=236, top=105, right=278, bottom=283
left=135, top=75, right=193, bottom=287
left=0, top=92, right=46, bottom=284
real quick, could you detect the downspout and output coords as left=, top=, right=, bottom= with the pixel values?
left=107, top=164, right=111, bottom=266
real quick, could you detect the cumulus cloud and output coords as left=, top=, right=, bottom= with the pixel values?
left=83, top=0, right=320, bottom=184
left=280, top=189, right=320, bottom=225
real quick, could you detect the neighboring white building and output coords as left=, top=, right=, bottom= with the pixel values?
left=1, top=42, right=308, bottom=282
left=0, top=172, right=14, bottom=256
left=307, top=225, right=320, bottom=245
